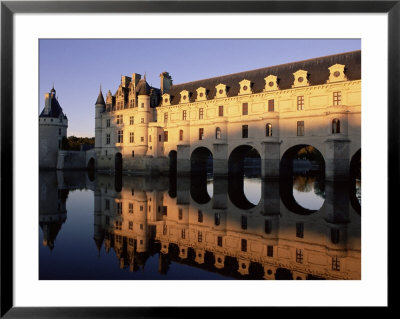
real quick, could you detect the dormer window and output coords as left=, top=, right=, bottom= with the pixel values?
left=327, top=64, right=347, bottom=83
left=264, top=75, right=279, bottom=91
left=292, top=70, right=309, bottom=88
left=239, top=79, right=252, bottom=95
left=180, top=90, right=189, bottom=103
left=162, top=93, right=170, bottom=106
left=196, top=87, right=207, bottom=101
left=215, top=83, right=227, bottom=98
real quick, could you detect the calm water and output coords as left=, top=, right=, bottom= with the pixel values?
left=39, top=171, right=361, bottom=280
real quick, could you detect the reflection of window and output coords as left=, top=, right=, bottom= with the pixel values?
left=296, top=249, right=303, bottom=263
left=199, top=128, right=204, bottom=140
left=129, top=203, right=133, bottom=214
left=115, top=220, right=122, bottom=230
left=106, top=134, right=110, bottom=144
left=297, top=121, right=304, bottom=136
left=58, top=128, right=61, bottom=135
left=198, top=231, right=202, bottom=242
left=332, top=118, right=340, bottom=134
left=129, top=221, right=133, bottom=230
left=242, top=125, right=248, bottom=138
left=106, top=119, right=110, bottom=127
left=198, top=210, right=203, bottom=223
left=181, top=228, right=186, bottom=239
left=331, top=228, right=340, bottom=244
left=217, top=236, right=223, bottom=247
left=216, top=127, right=221, bottom=139
left=116, top=115, right=123, bottom=124
left=267, top=245, right=273, bottom=257
left=296, top=222, right=304, bottom=238
left=241, top=239, right=247, bottom=252
left=105, top=216, right=109, bottom=225
left=162, top=206, right=167, bottom=216
left=117, top=130, right=123, bottom=143
left=116, top=202, right=122, bottom=215
left=214, top=213, right=220, bottom=226
left=105, top=199, right=110, bottom=210
left=332, top=257, right=340, bottom=271
left=241, top=216, right=247, bottom=230
left=178, top=209, right=183, bottom=220
left=163, top=225, right=167, bottom=235
left=265, top=220, right=272, bottom=234
left=266, top=123, right=272, bottom=137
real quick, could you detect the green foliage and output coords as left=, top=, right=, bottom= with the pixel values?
left=62, top=136, right=94, bottom=151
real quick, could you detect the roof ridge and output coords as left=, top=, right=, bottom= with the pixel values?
left=171, top=50, right=361, bottom=87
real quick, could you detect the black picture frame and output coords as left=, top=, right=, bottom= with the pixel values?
left=1, top=0, right=395, bottom=317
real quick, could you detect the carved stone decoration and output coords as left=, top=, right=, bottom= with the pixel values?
left=292, top=70, right=309, bottom=88
left=264, top=75, right=279, bottom=91
left=238, top=79, right=252, bottom=95
left=196, top=87, right=207, bottom=101
left=162, top=93, right=171, bottom=106
left=327, top=64, right=348, bottom=83
left=215, top=83, right=227, bottom=98
left=180, top=90, right=190, bottom=104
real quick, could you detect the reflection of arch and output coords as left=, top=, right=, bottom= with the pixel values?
left=115, top=153, right=122, bottom=172
left=228, top=145, right=261, bottom=177
left=169, top=150, right=177, bottom=174
left=87, top=157, right=95, bottom=170
left=280, top=144, right=325, bottom=178
left=190, top=147, right=213, bottom=176
left=228, top=177, right=256, bottom=209
left=349, top=149, right=361, bottom=215
left=190, top=174, right=211, bottom=204
left=332, top=118, right=340, bottom=134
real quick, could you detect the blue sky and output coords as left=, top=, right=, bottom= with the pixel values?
left=39, top=39, right=361, bottom=137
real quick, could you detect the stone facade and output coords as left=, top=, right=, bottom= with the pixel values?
left=93, top=51, right=361, bottom=180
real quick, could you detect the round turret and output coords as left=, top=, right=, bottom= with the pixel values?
left=136, top=79, right=151, bottom=96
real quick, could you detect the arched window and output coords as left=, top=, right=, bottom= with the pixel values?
left=332, top=118, right=340, bottom=134
left=266, top=123, right=272, bottom=136
left=216, top=127, right=221, bottom=139
left=179, top=129, right=183, bottom=141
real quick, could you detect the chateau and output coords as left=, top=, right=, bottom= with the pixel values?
left=93, top=50, right=361, bottom=180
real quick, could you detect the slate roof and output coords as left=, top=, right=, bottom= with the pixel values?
left=136, top=79, right=151, bottom=96
left=166, top=50, right=361, bottom=106
left=95, top=90, right=106, bottom=105
left=39, top=94, right=67, bottom=118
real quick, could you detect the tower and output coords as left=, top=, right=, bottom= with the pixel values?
left=134, top=78, right=151, bottom=156
left=95, top=87, right=105, bottom=158
left=39, top=86, right=68, bottom=169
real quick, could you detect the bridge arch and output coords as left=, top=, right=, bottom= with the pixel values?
left=190, top=147, right=213, bottom=204
left=349, top=149, right=361, bottom=215
left=115, top=152, right=123, bottom=172
left=168, top=150, right=177, bottom=174
left=228, top=145, right=261, bottom=177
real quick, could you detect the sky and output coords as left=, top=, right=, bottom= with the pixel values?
left=39, top=39, right=361, bottom=137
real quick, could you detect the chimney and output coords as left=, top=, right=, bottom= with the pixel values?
left=160, top=72, right=172, bottom=94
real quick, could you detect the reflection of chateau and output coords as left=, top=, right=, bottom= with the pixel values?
left=91, top=174, right=360, bottom=280
left=92, top=50, right=361, bottom=181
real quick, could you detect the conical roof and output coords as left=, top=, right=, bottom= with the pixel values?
left=95, top=90, right=106, bottom=105
left=136, top=79, right=151, bottom=96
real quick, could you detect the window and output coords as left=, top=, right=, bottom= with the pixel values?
left=241, top=239, right=247, bottom=252
left=332, top=119, right=340, bottom=134
left=149, top=135, right=152, bottom=142
left=129, top=221, right=133, bottom=230
left=199, top=108, right=204, bottom=119
left=129, top=203, right=133, bottom=214
left=158, top=135, right=162, bottom=142
left=214, top=213, right=220, bottom=226
left=198, top=210, right=203, bottom=223
left=58, top=128, right=61, bottom=135
left=266, top=123, right=272, bottom=137
left=198, top=231, right=203, bottom=242
left=216, top=127, right=221, bottom=139
left=141, top=118, right=144, bottom=123
left=178, top=208, right=183, bottom=220
left=162, top=206, right=167, bottom=216
left=132, top=151, right=134, bottom=157
left=116, top=202, right=122, bottom=215
left=332, top=257, right=340, bottom=271
left=296, top=249, right=303, bottom=263
left=58, top=140, right=61, bottom=149
left=115, top=221, right=122, bottom=230
left=265, top=220, right=272, bottom=234
left=331, top=228, right=340, bottom=244
left=164, top=131, right=168, bottom=142
left=105, top=216, right=109, bottom=225
left=267, top=245, right=273, bottom=257
left=130, top=116, right=134, bottom=125
left=141, top=102, right=144, bottom=108
left=297, top=121, right=304, bottom=136
left=128, top=238, right=134, bottom=246
left=140, top=224, right=143, bottom=230
left=181, top=228, right=186, bottom=239
left=140, top=136, right=144, bottom=142
left=182, top=110, right=187, bottom=120
left=117, top=130, right=123, bottom=143
left=242, top=102, right=248, bottom=115
left=106, top=119, right=110, bottom=127
left=106, top=134, right=110, bottom=144
left=179, top=130, right=183, bottom=141
left=268, top=99, right=274, bottom=112
left=219, top=105, right=224, bottom=116
left=333, top=91, right=342, bottom=105
left=199, top=128, right=204, bottom=140
left=242, top=125, right=248, bottom=138
left=105, top=199, right=110, bottom=210
left=297, top=96, right=304, bottom=110
left=217, top=236, right=223, bottom=247
left=116, top=115, right=123, bottom=124
left=129, top=99, right=134, bottom=108
left=130, top=132, right=134, bottom=143
left=241, top=215, right=247, bottom=230
left=140, top=205, right=144, bottom=212
left=163, top=225, right=167, bottom=235
left=164, top=112, right=168, bottom=122
left=296, top=222, right=304, bottom=238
